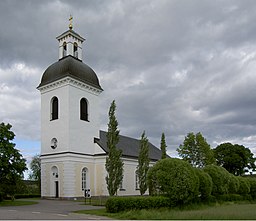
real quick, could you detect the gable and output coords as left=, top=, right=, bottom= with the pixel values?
left=95, top=130, right=163, bottom=161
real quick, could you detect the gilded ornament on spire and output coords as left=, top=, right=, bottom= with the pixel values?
left=69, top=15, right=73, bottom=30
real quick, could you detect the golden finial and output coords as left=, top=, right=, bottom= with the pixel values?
left=69, top=15, right=73, bottom=30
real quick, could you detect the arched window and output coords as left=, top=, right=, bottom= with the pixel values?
left=51, top=97, right=58, bottom=120
left=80, top=98, right=88, bottom=121
left=73, top=42, right=78, bottom=58
left=63, top=42, right=67, bottom=57
left=81, top=167, right=87, bottom=191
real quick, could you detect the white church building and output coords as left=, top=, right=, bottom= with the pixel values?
left=37, top=22, right=162, bottom=199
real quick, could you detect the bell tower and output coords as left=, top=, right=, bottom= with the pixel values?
left=38, top=18, right=103, bottom=199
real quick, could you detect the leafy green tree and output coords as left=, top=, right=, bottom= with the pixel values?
left=214, top=143, right=256, bottom=176
left=203, top=165, right=231, bottom=196
left=147, top=158, right=199, bottom=205
left=105, top=100, right=124, bottom=196
left=29, top=154, right=41, bottom=191
left=136, top=131, right=150, bottom=195
left=160, top=132, right=167, bottom=159
left=193, top=168, right=213, bottom=201
left=177, top=132, right=215, bottom=168
left=0, top=122, right=27, bottom=198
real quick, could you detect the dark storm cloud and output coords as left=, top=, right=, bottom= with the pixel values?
left=1, top=0, right=256, bottom=158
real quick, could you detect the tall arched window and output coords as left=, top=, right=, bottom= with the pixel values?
left=63, top=42, right=67, bottom=57
left=73, top=42, right=78, bottom=58
left=80, top=98, right=88, bottom=121
left=81, top=167, right=87, bottom=191
left=51, top=97, right=58, bottom=120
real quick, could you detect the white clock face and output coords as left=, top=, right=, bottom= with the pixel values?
left=51, top=138, right=58, bottom=149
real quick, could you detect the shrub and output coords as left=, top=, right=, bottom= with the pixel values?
left=147, top=158, right=199, bottom=205
left=0, top=192, right=4, bottom=202
left=194, top=168, right=213, bottom=201
left=246, top=178, right=256, bottom=200
left=228, top=175, right=240, bottom=194
left=203, top=165, right=230, bottom=196
left=105, top=196, right=170, bottom=213
left=217, top=194, right=243, bottom=202
left=237, top=176, right=250, bottom=195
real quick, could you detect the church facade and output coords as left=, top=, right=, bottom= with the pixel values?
left=37, top=23, right=162, bottom=199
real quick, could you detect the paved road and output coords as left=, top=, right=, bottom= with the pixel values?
left=0, top=199, right=110, bottom=220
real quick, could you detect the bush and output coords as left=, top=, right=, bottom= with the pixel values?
left=246, top=178, right=256, bottom=200
left=194, top=168, right=213, bottom=201
left=105, top=196, right=170, bottom=213
left=147, top=158, right=199, bottom=205
left=0, top=192, right=4, bottom=202
left=228, top=175, right=240, bottom=194
left=217, top=194, right=243, bottom=202
left=203, top=165, right=230, bottom=196
left=237, top=177, right=250, bottom=195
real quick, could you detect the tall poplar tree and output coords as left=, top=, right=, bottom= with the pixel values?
left=105, top=100, right=124, bottom=196
left=136, top=131, right=150, bottom=195
left=160, top=132, right=167, bottom=159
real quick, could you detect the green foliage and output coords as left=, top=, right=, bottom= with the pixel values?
left=203, top=165, right=230, bottom=196
left=228, top=174, right=240, bottom=194
left=147, top=158, right=199, bottom=205
left=160, top=133, right=167, bottom=159
left=105, top=196, right=170, bottom=213
left=136, top=131, right=150, bottom=195
left=246, top=178, right=256, bottom=200
left=237, top=176, right=250, bottom=195
left=105, top=100, right=124, bottom=196
left=214, top=143, right=256, bottom=176
left=177, top=132, right=215, bottom=168
left=0, top=122, right=27, bottom=198
left=194, top=168, right=213, bottom=201
left=28, top=154, right=41, bottom=191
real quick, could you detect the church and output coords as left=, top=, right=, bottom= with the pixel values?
left=37, top=19, right=162, bottom=199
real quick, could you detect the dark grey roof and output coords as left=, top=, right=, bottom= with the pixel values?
left=38, top=55, right=103, bottom=90
left=56, top=29, right=85, bottom=42
left=95, top=130, right=163, bottom=161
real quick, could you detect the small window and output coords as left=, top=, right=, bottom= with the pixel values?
left=135, top=173, right=140, bottom=190
left=82, top=167, right=87, bottom=191
left=63, top=42, right=67, bottom=57
left=51, top=97, right=58, bottom=120
left=74, top=42, right=78, bottom=58
left=80, top=98, right=88, bottom=121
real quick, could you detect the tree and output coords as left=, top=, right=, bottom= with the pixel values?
left=0, top=122, right=27, bottom=198
left=105, top=100, right=124, bottom=196
left=29, top=154, right=41, bottom=191
left=177, top=132, right=215, bottom=168
left=136, top=131, right=150, bottom=195
left=147, top=158, right=199, bottom=205
left=160, top=132, right=167, bottom=159
left=214, top=142, right=256, bottom=176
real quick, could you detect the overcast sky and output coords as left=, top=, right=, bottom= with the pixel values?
left=1, top=0, right=256, bottom=171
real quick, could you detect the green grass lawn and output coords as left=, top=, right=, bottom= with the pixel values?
left=75, top=202, right=256, bottom=220
left=0, top=200, right=38, bottom=206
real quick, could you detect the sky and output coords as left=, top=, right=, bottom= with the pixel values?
left=1, top=0, right=256, bottom=175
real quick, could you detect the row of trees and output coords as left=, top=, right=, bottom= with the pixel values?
left=148, top=158, right=256, bottom=205
left=104, top=101, right=256, bottom=196
left=105, top=101, right=168, bottom=196
left=177, top=132, right=256, bottom=175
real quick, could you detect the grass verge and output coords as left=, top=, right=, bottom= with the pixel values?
left=0, top=200, right=38, bottom=207
left=75, top=202, right=256, bottom=220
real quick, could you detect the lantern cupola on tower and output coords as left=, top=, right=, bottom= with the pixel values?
left=56, top=16, right=85, bottom=60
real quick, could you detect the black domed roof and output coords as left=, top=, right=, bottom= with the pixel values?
left=38, top=55, right=102, bottom=90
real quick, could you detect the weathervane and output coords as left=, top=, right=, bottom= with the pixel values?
left=69, top=15, right=73, bottom=30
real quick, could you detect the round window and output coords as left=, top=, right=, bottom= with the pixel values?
left=51, top=138, right=58, bottom=149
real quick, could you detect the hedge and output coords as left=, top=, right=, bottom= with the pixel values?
left=194, top=168, right=212, bottom=201
left=105, top=196, right=170, bottom=213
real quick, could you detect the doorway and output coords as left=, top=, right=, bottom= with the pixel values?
left=55, top=181, right=59, bottom=198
